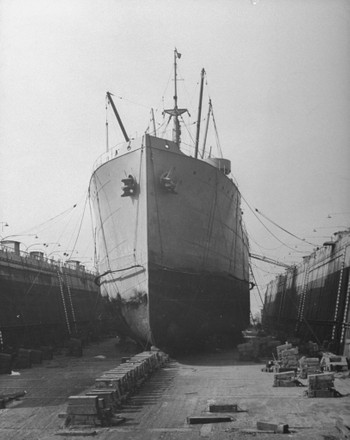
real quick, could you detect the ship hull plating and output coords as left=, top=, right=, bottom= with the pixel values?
left=148, top=266, right=249, bottom=350
left=262, top=230, right=350, bottom=354
left=90, top=134, right=250, bottom=351
left=0, top=252, right=113, bottom=349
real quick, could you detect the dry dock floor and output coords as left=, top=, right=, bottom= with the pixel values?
left=0, top=337, right=349, bottom=440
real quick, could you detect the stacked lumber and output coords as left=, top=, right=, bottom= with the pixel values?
left=63, top=350, right=169, bottom=428
left=277, top=343, right=292, bottom=358
left=307, top=341, right=319, bottom=356
left=238, top=337, right=281, bottom=361
left=299, top=357, right=320, bottom=379
left=65, top=396, right=113, bottom=427
left=308, top=372, right=335, bottom=398
left=277, top=345, right=299, bottom=369
left=273, top=371, right=296, bottom=387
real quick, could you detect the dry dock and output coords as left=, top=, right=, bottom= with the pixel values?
left=0, top=338, right=349, bottom=440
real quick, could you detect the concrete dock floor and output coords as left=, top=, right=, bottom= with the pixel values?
left=0, top=337, right=349, bottom=439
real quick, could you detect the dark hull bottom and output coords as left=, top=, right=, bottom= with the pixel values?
left=0, top=280, right=116, bottom=350
left=262, top=267, right=350, bottom=353
left=116, top=267, right=250, bottom=353
left=149, top=268, right=249, bottom=352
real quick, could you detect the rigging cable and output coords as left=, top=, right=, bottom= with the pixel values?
left=66, top=192, right=89, bottom=260
left=255, top=208, right=318, bottom=247
left=241, top=194, right=311, bottom=254
left=16, top=204, right=78, bottom=237
left=249, top=263, right=265, bottom=306
left=88, top=190, right=98, bottom=269
left=210, top=103, right=223, bottom=159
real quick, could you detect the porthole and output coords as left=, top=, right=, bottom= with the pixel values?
left=165, top=144, right=170, bottom=149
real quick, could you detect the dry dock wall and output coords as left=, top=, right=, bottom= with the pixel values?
left=262, top=230, right=350, bottom=354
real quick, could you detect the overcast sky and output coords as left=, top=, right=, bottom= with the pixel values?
left=0, top=0, right=349, bottom=315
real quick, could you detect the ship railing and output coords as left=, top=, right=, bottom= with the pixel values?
left=92, top=140, right=133, bottom=172
left=0, top=244, right=97, bottom=276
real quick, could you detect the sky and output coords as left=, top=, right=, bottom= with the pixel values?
left=0, top=0, right=349, bottom=316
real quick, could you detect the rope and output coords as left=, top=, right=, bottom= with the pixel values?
left=16, top=204, right=77, bottom=237
left=91, top=174, right=112, bottom=270
left=241, top=193, right=308, bottom=254
left=67, top=192, right=89, bottom=260
left=255, top=208, right=318, bottom=247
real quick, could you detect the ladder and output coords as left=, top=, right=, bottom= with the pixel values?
left=295, top=264, right=310, bottom=333
left=331, top=252, right=346, bottom=341
left=64, top=270, right=78, bottom=335
left=340, top=269, right=350, bottom=345
left=278, top=275, right=287, bottom=322
left=57, top=270, right=71, bottom=335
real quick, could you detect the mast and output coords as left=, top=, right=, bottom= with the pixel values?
left=201, top=99, right=212, bottom=159
left=164, top=48, right=188, bottom=147
left=195, top=68, right=205, bottom=159
left=151, top=108, right=157, bottom=136
left=106, top=91, right=130, bottom=142
left=105, top=97, right=109, bottom=152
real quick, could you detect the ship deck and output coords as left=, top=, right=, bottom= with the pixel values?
left=0, top=338, right=349, bottom=439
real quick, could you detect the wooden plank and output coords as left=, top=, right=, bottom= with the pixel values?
left=209, top=404, right=238, bottom=413
left=257, top=421, right=289, bottom=433
left=187, top=416, right=233, bottom=424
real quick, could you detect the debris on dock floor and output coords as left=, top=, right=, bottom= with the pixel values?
left=0, top=337, right=349, bottom=439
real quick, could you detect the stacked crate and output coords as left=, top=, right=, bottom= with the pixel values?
left=277, top=344, right=299, bottom=370
left=308, top=372, right=335, bottom=398
left=299, top=357, right=321, bottom=379
left=66, top=396, right=101, bottom=426
left=273, top=370, right=296, bottom=387
left=64, top=350, right=169, bottom=428
left=238, top=337, right=282, bottom=362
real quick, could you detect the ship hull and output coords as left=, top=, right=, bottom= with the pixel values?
left=90, top=134, right=250, bottom=351
left=262, top=230, right=350, bottom=355
left=0, top=251, right=113, bottom=349
left=148, top=266, right=249, bottom=350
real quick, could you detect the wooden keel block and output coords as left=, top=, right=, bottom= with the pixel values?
left=256, top=421, right=289, bottom=433
left=187, top=416, right=233, bottom=424
left=209, top=404, right=238, bottom=413
left=67, top=396, right=99, bottom=416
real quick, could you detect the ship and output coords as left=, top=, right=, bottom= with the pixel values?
left=0, top=239, right=113, bottom=350
left=89, top=50, right=250, bottom=352
left=262, top=229, right=350, bottom=356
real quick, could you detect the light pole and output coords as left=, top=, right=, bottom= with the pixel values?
left=1, top=233, right=38, bottom=242
left=0, top=222, right=9, bottom=232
